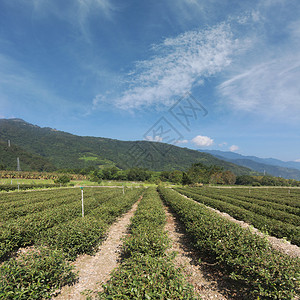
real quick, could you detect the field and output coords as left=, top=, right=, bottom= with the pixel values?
left=0, top=186, right=299, bottom=299
left=0, top=178, right=148, bottom=193
left=175, top=186, right=300, bottom=246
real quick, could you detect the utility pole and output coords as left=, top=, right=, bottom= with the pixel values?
left=8, top=140, right=10, bottom=147
left=17, top=157, right=21, bottom=171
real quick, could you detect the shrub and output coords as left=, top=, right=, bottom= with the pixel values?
left=0, top=247, right=77, bottom=299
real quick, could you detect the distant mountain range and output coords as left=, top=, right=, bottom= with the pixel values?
left=0, top=118, right=251, bottom=175
left=199, top=150, right=300, bottom=180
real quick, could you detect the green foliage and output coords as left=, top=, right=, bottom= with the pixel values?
left=97, top=188, right=197, bottom=299
left=122, top=188, right=169, bottom=258
left=42, top=217, right=107, bottom=261
left=54, top=174, right=71, bottom=184
left=0, top=183, right=57, bottom=192
left=182, top=172, right=193, bottom=185
left=0, top=247, right=77, bottom=299
left=89, top=170, right=103, bottom=183
left=0, top=187, right=144, bottom=298
left=0, top=188, right=128, bottom=262
left=176, top=187, right=300, bottom=245
left=236, top=174, right=300, bottom=187
left=159, top=163, right=237, bottom=185
left=126, top=167, right=151, bottom=181
left=98, top=255, right=196, bottom=300
left=0, top=119, right=252, bottom=174
left=0, top=139, right=56, bottom=172
left=158, top=187, right=300, bottom=300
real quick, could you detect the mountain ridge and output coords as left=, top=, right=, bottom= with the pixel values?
left=0, top=118, right=252, bottom=174
left=199, top=149, right=300, bottom=180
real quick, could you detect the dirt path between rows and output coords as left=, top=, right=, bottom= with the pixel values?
left=53, top=197, right=141, bottom=300
left=207, top=206, right=300, bottom=258
left=164, top=205, right=251, bottom=300
left=178, top=192, right=300, bottom=259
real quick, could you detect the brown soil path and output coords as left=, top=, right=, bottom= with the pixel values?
left=53, top=197, right=141, bottom=300
left=164, top=205, right=249, bottom=300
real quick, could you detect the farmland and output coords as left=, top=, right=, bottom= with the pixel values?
left=0, top=187, right=144, bottom=299
left=159, top=187, right=300, bottom=299
left=175, top=186, right=300, bottom=246
left=0, top=186, right=299, bottom=299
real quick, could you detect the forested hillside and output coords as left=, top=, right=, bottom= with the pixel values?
left=0, top=118, right=252, bottom=174
left=0, top=140, right=56, bottom=171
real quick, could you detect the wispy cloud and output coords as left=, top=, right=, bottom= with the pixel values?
left=219, top=56, right=300, bottom=120
left=218, top=1, right=300, bottom=122
left=31, top=0, right=115, bottom=19
left=192, top=135, right=214, bottom=147
left=29, top=0, right=116, bottom=41
left=107, top=23, right=241, bottom=110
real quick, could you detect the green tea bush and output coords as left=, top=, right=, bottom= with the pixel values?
left=159, top=187, right=300, bottom=300
left=99, top=255, right=196, bottom=299
left=97, top=187, right=197, bottom=300
left=0, top=247, right=77, bottom=299
left=176, top=187, right=300, bottom=246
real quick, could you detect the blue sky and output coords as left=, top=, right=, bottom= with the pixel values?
left=0, top=0, right=299, bottom=162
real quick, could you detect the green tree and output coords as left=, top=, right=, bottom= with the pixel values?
left=54, top=175, right=71, bottom=184
left=182, top=172, right=192, bottom=185
left=169, top=170, right=183, bottom=184
left=222, top=171, right=236, bottom=185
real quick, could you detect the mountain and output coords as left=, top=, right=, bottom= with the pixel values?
left=254, top=157, right=300, bottom=171
left=200, top=150, right=300, bottom=180
left=0, top=139, right=56, bottom=172
left=0, top=118, right=251, bottom=174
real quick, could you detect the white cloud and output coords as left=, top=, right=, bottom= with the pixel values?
left=145, top=136, right=163, bottom=142
left=229, top=145, right=239, bottom=152
left=295, top=159, right=300, bottom=162
left=192, top=135, right=214, bottom=147
left=112, top=23, right=241, bottom=110
left=175, top=139, right=189, bottom=144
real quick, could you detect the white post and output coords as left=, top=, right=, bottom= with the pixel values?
left=18, top=183, right=19, bottom=192
left=81, top=188, right=84, bottom=217
left=123, top=185, right=125, bottom=195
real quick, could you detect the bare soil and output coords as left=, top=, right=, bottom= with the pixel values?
left=164, top=205, right=250, bottom=300
left=53, top=197, right=141, bottom=300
